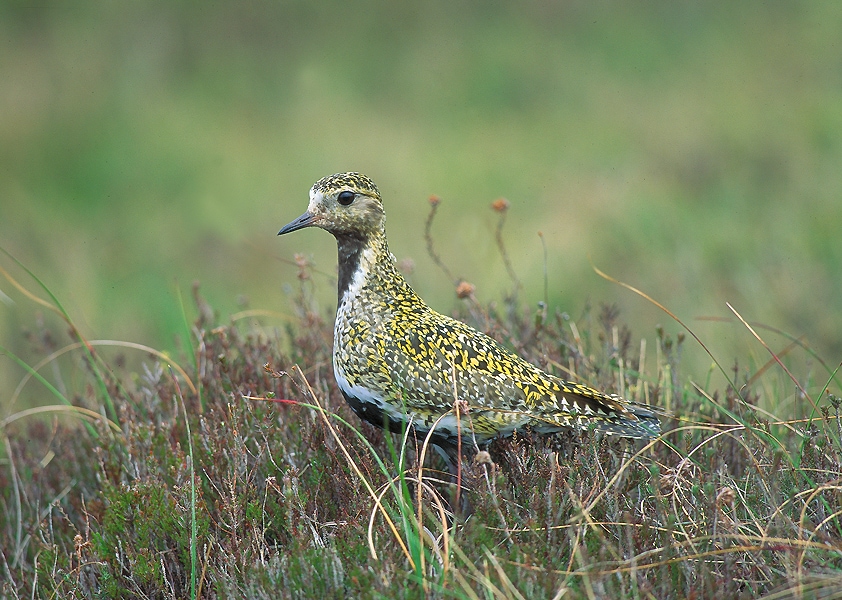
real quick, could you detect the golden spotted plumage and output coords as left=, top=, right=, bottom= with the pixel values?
left=278, top=172, right=660, bottom=461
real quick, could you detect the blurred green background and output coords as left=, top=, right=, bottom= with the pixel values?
left=2, top=1, right=841, bottom=411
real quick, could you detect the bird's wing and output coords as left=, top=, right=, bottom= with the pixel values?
left=381, top=310, right=655, bottom=433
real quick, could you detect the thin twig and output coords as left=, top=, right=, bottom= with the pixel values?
left=492, top=199, right=521, bottom=293
left=424, top=196, right=456, bottom=285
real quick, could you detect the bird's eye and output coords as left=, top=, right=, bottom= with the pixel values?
left=337, top=191, right=356, bottom=206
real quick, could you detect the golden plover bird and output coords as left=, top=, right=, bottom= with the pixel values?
left=278, top=172, right=660, bottom=469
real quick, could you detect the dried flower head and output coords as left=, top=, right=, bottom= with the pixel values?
left=716, top=486, right=735, bottom=508
left=455, top=280, right=476, bottom=299
left=491, top=197, right=510, bottom=212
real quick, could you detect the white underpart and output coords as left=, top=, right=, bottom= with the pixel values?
left=333, top=242, right=383, bottom=405
left=334, top=244, right=378, bottom=325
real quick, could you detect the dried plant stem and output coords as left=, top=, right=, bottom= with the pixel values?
left=424, top=197, right=457, bottom=285
left=494, top=209, right=521, bottom=293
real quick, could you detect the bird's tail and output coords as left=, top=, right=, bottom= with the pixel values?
left=595, top=400, right=663, bottom=439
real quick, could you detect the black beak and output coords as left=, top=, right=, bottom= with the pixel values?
left=278, top=211, right=318, bottom=235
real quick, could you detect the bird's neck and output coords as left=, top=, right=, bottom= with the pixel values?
left=335, top=229, right=399, bottom=308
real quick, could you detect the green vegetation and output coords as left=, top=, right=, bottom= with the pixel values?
left=2, top=1, right=842, bottom=597
left=1, top=2, right=841, bottom=402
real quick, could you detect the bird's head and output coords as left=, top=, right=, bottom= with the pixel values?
left=278, top=172, right=385, bottom=240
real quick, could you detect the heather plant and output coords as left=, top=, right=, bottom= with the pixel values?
left=2, top=212, right=841, bottom=597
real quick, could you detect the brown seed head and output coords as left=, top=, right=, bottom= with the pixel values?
left=491, top=197, right=510, bottom=212
left=456, top=280, right=475, bottom=299
left=716, top=486, right=736, bottom=508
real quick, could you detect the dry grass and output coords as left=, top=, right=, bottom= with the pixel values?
left=2, top=235, right=842, bottom=598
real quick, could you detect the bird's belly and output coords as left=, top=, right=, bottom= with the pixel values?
left=333, top=364, right=407, bottom=430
